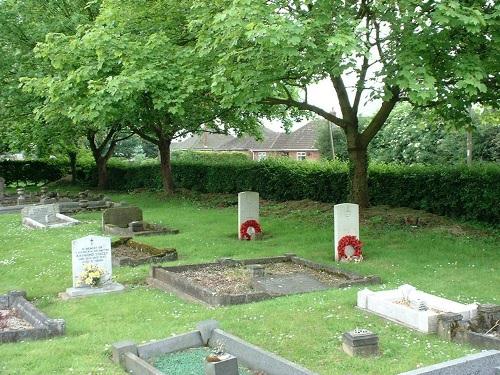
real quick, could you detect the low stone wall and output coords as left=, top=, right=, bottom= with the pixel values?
left=0, top=291, right=65, bottom=343
left=112, top=320, right=317, bottom=375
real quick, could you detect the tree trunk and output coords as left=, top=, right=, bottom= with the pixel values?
left=347, top=142, right=369, bottom=209
left=68, top=151, right=77, bottom=184
left=96, top=157, right=108, bottom=189
left=158, top=138, right=174, bottom=194
left=466, top=128, right=473, bottom=166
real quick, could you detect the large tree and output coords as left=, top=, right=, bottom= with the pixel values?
left=192, top=0, right=499, bottom=207
left=27, top=0, right=289, bottom=193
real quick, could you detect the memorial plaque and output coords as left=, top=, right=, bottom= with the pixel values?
left=71, top=235, right=112, bottom=288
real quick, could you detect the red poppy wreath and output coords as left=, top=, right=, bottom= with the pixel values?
left=337, top=235, right=363, bottom=261
left=240, top=219, right=262, bottom=240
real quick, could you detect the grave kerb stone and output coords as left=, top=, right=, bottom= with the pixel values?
left=333, top=203, right=359, bottom=261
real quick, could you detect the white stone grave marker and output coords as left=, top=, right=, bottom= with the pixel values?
left=21, top=203, right=79, bottom=229
left=238, top=192, right=260, bottom=240
left=63, top=235, right=124, bottom=298
left=334, top=203, right=359, bottom=261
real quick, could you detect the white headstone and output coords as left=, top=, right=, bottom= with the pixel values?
left=238, top=191, right=260, bottom=240
left=21, top=204, right=60, bottom=224
left=71, top=235, right=112, bottom=288
left=0, top=177, right=5, bottom=199
left=333, top=203, right=359, bottom=261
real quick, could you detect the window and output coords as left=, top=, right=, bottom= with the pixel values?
left=297, top=152, right=307, bottom=161
left=257, top=152, right=267, bottom=161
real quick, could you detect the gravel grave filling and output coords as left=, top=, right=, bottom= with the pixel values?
left=176, top=262, right=350, bottom=295
left=0, top=309, right=33, bottom=331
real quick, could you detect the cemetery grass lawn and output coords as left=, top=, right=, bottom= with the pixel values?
left=0, top=191, right=498, bottom=375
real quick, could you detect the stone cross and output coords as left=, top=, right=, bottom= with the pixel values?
left=333, top=203, right=359, bottom=261
left=71, top=235, right=112, bottom=288
left=238, top=191, right=260, bottom=239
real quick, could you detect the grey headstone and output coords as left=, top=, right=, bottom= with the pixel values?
left=102, top=206, right=143, bottom=228
left=398, top=350, right=500, bottom=375
left=253, top=274, right=328, bottom=295
left=205, top=355, right=238, bottom=375
left=21, top=204, right=60, bottom=224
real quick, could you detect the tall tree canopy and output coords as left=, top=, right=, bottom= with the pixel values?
left=192, top=0, right=499, bottom=207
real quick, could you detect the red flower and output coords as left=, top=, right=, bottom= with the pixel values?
left=240, top=220, right=262, bottom=240
left=337, top=235, right=363, bottom=261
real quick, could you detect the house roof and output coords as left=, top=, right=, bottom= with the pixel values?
left=171, top=133, right=235, bottom=151
left=216, top=127, right=281, bottom=151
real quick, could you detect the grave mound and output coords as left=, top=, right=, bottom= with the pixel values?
left=112, top=237, right=177, bottom=266
left=149, top=254, right=380, bottom=306
left=0, top=291, right=65, bottom=343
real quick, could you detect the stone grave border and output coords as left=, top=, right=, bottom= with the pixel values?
left=111, top=237, right=178, bottom=267
left=0, top=291, right=65, bottom=343
left=398, top=350, right=500, bottom=375
left=148, top=253, right=381, bottom=306
left=22, top=205, right=80, bottom=229
left=357, top=285, right=478, bottom=334
left=112, top=320, right=317, bottom=375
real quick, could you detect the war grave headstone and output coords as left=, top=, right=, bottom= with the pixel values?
left=0, top=290, right=65, bottom=343
left=398, top=350, right=500, bottom=375
left=61, top=235, right=124, bottom=299
left=334, top=203, right=362, bottom=261
left=111, top=320, right=318, bottom=375
left=102, top=206, right=178, bottom=237
left=149, top=253, right=380, bottom=306
left=357, top=284, right=478, bottom=333
left=238, top=191, right=262, bottom=240
left=21, top=203, right=80, bottom=229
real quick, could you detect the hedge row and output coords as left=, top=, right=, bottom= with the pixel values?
left=0, top=160, right=66, bottom=186
left=2, top=158, right=498, bottom=224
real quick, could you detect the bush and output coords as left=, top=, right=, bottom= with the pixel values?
left=0, top=159, right=67, bottom=186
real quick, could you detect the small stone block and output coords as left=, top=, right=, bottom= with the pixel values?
left=478, top=304, right=500, bottom=314
left=247, top=265, right=265, bottom=278
left=438, top=312, right=463, bottom=323
left=342, top=329, right=379, bottom=357
left=204, top=355, right=238, bottom=375
left=197, top=320, right=220, bottom=345
left=342, top=342, right=379, bottom=357
left=112, top=341, right=138, bottom=365
left=129, top=221, right=144, bottom=232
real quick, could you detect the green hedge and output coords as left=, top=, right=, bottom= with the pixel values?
left=3, top=158, right=499, bottom=224
left=0, top=159, right=67, bottom=186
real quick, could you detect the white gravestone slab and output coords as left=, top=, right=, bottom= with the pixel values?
left=71, top=235, right=112, bottom=288
left=334, top=203, right=359, bottom=261
left=0, top=177, right=4, bottom=199
left=21, top=203, right=79, bottom=229
left=63, top=235, right=124, bottom=298
left=238, top=191, right=260, bottom=239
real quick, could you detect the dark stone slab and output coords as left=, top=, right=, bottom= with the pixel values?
left=102, top=206, right=143, bottom=228
left=253, top=274, right=328, bottom=295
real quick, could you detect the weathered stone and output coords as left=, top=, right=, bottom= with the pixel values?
left=437, top=313, right=463, bottom=341
left=205, top=355, right=239, bottom=375
left=247, top=265, right=265, bottom=278
left=197, top=320, right=220, bottom=345
left=342, top=329, right=379, bottom=357
left=112, top=341, right=138, bottom=365
left=102, top=206, right=143, bottom=229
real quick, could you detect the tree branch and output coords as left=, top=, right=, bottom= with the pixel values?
left=330, top=75, right=356, bottom=123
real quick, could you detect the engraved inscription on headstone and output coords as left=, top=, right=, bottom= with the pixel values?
left=71, top=236, right=112, bottom=288
left=334, top=203, right=359, bottom=261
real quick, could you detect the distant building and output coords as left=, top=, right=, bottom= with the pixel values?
left=171, top=121, right=321, bottom=161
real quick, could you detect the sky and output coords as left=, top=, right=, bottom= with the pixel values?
left=265, top=76, right=382, bottom=132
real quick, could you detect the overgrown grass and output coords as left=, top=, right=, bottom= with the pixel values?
left=0, top=191, right=498, bottom=375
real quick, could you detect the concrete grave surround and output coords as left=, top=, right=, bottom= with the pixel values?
left=111, top=237, right=178, bottom=267
left=149, top=254, right=380, bottom=306
left=0, top=291, right=65, bottom=343
left=357, top=284, right=478, bottom=333
left=63, top=235, right=124, bottom=299
left=111, top=320, right=317, bottom=375
left=334, top=203, right=360, bottom=261
left=21, top=203, right=80, bottom=229
left=398, top=350, right=500, bottom=375
left=238, top=191, right=260, bottom=239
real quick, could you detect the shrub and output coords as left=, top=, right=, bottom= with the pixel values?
left=0, top=159, right=67, bottom=186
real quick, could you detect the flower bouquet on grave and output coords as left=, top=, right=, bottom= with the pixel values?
left=206, top=340, right=226, bottom=362
left=77, top=264, right=106, bottom=288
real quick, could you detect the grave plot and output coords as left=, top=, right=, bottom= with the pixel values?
left=21, top=203, right=80, bottom=229
left=111, top=237, right=177, bottom=266
left=437, top=304, right=500, bottom=350
left=357, top=284, right=478, bottom=333
left=102, top=206, right=179, bottom=237
left=149, top=254, right=380, bottom=306
left=112, top=320, right=317, bottom=375
left=0, top=291, right=65, bottom=343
